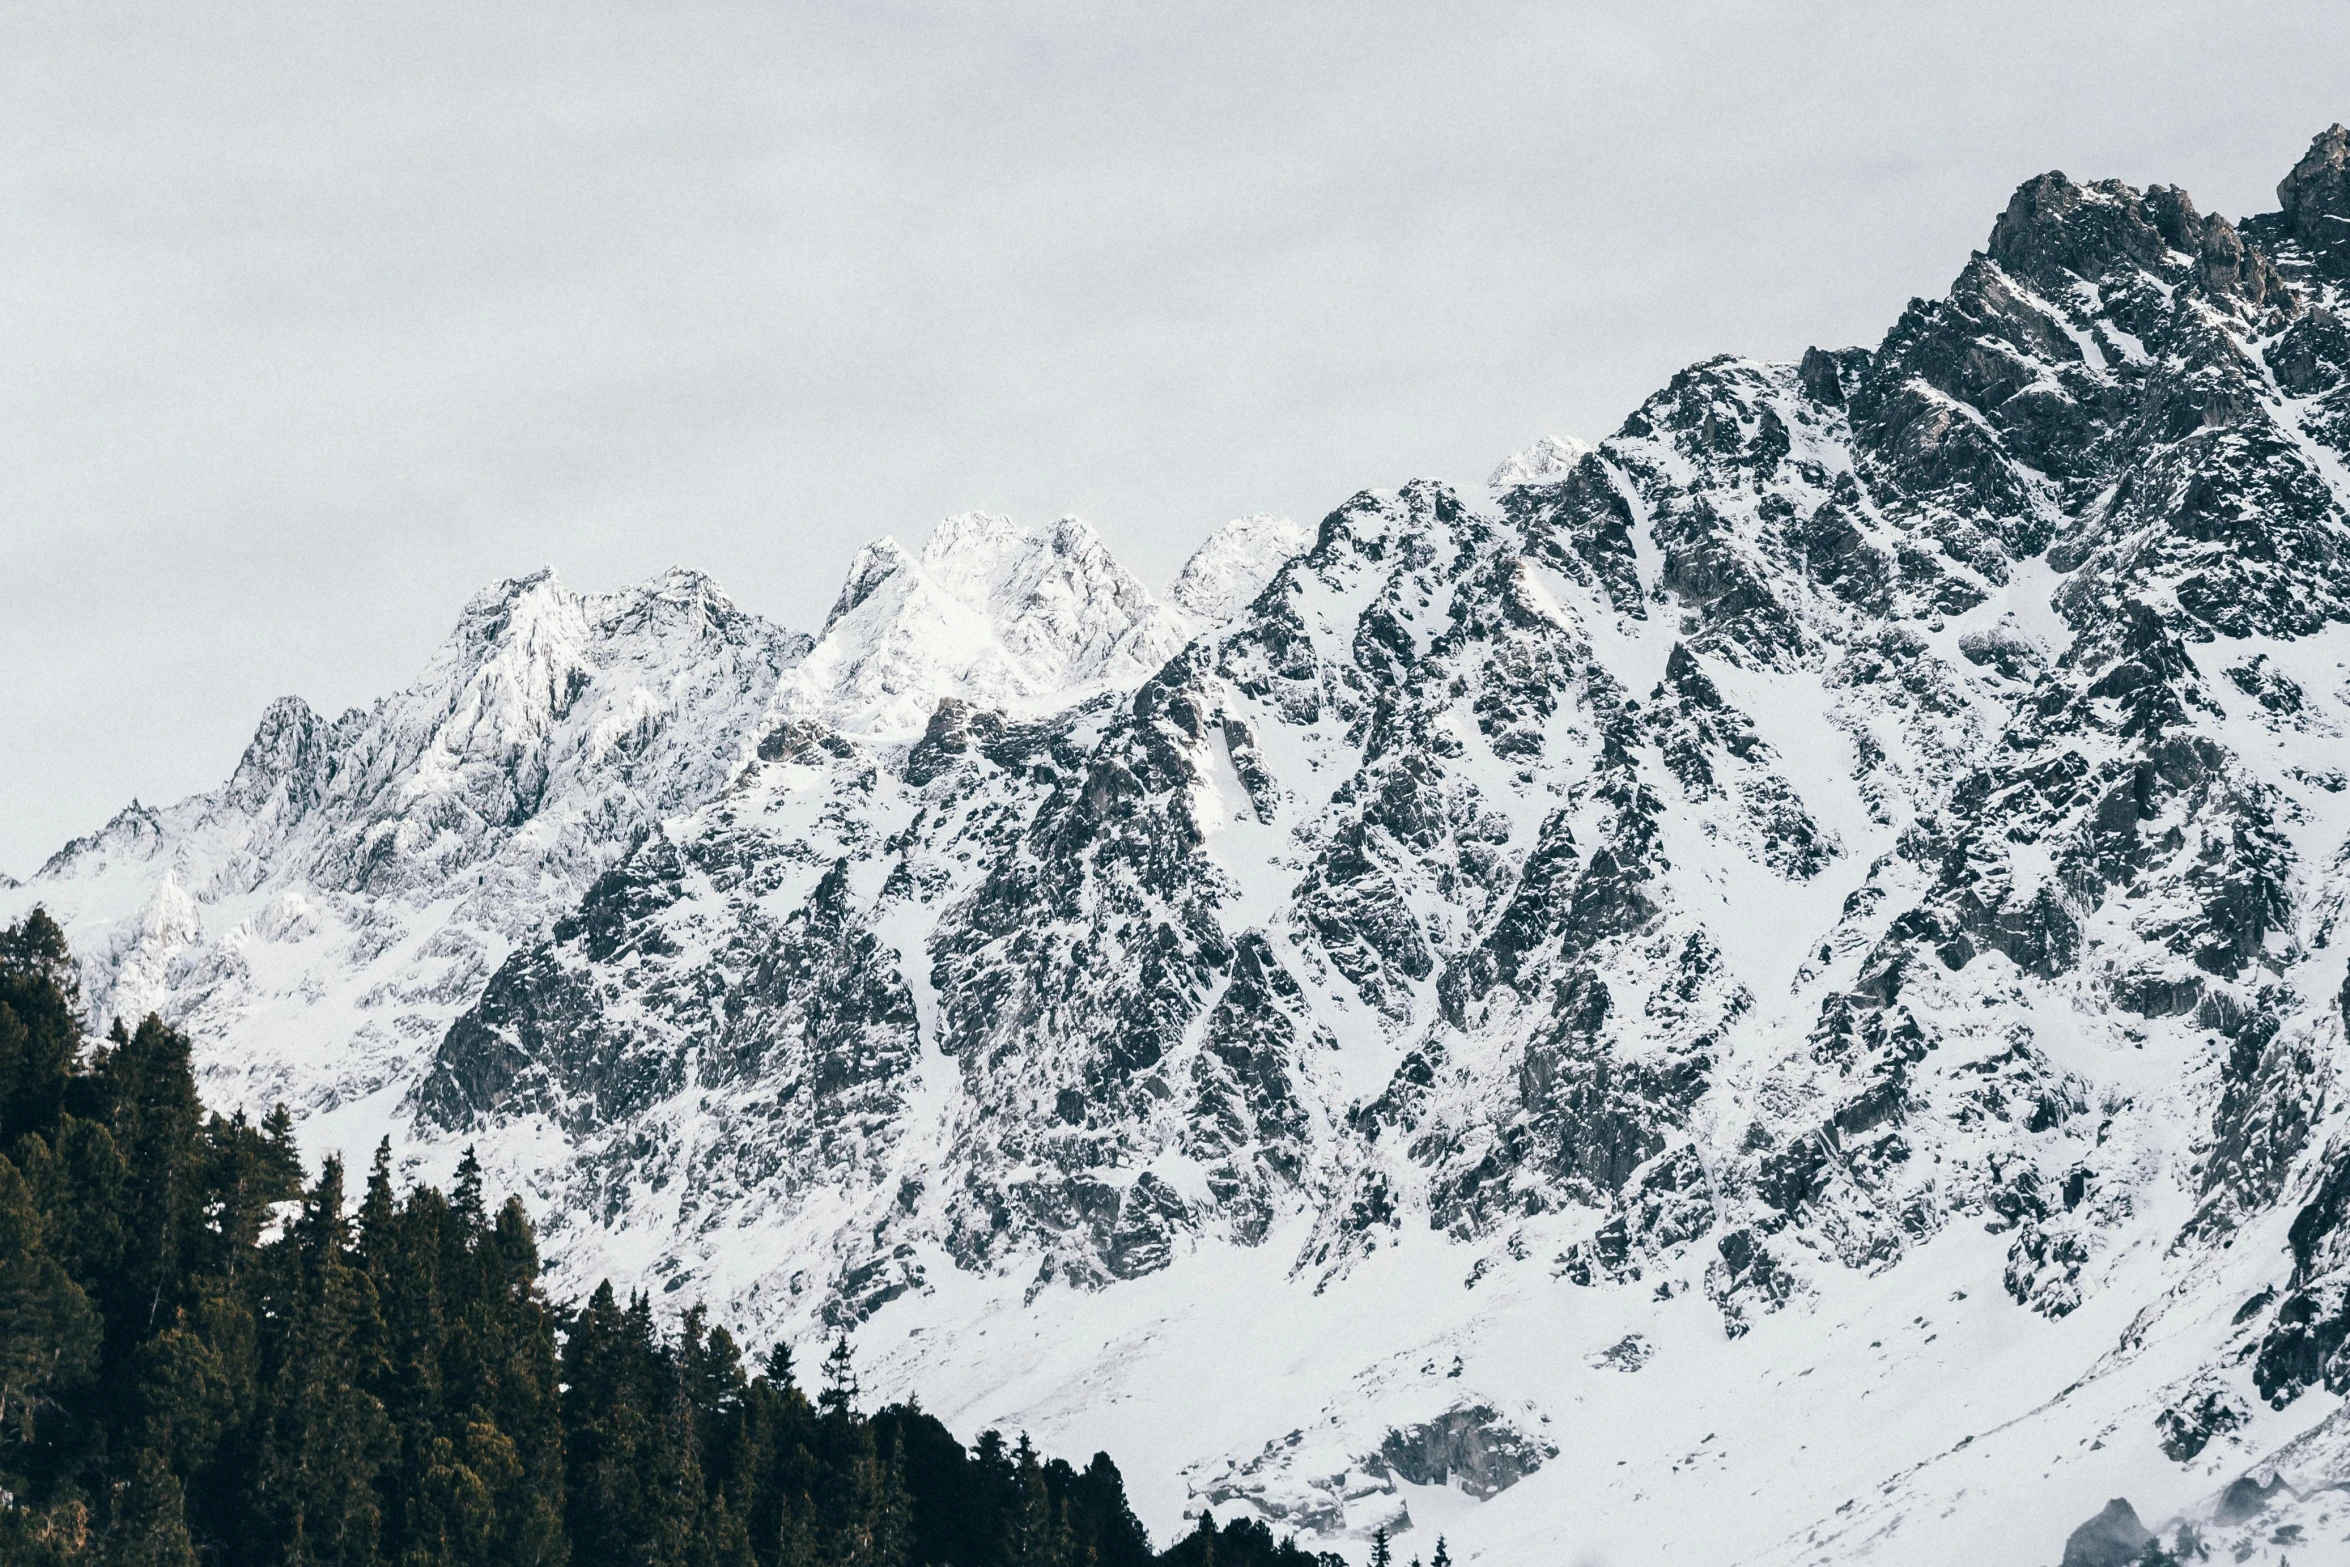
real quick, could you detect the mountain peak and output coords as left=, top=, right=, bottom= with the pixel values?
left=920, top=508, right=1040, bottom=569
left=822, top=538, right=915, bottom=636
left=223, top=696, right=330, bottom=817
left=2279, top=123, right=2350, bottom=275
left=915, top=512, right=1140, bottom=617
left=1167, top=513, right=1308, bottom=624
left=1985, top=169, right=2177, bottom=288
left=1490, top=434, right=1593, bottom=488
left=782, top=511, right=1184, bottom=737
left=459, top=566, right=565, bottom=615
left=640, top=565, right=728, bottom=603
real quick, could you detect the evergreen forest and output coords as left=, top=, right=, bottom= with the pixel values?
left=0, top=911, right=1353, bottom=1567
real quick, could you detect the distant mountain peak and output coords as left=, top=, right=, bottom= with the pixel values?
left=1489, top=434, right=1592, bottom=487
left=1166, top=513, right=1308, bottom=623
left=782, top=510, right=1186, bottom=737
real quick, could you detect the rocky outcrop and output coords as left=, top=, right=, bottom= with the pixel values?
left=1362, top=1406, right=1556, bottom=1500
left=2272, top=123, right=2350, bottom=278
left=2059, top=1499, right=2156, bottom=1567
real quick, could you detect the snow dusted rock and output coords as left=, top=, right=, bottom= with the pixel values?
left=1166, top=513, right=1310, bottom=625
left=1362, top=1405, right=1557, bottom=1500
left=20, top=125, right=2350, bottom=1566
left=2269, top=122, right=2350, bottom=279
left=2027, top=1397, right=2350, bottom=1566
left=776, top=511, right=1194, bottom=737
left=1486, top=433, right=1591, bottom=488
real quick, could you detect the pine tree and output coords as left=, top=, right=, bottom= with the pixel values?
left=643, top=1359, right=709, bottom=1567
left=561, top=1282, right=640, bottom=1567
left=774, top=1489, right=820, bottom=1567
left=562, top=1284, right=703, bottom=1567
left=25, top=1113, right=130, bottom=1295
left=479, top=1197, right=566, bottom=1567
left=875, top=1432, right=914, bottom=1567
left=762, top=1339, right=797, bottom=1395
left=126, top=1306, right=236, bottom=1477
left=736, top=1362, right=805, bottom=1563
left=1183, top=1512, right=1217, bottom=1567
left=72, top=1014, right=202, bottom=1355
left=357, top=1139, right=399, bottom=1264
left=701, top=1491, right=757, bottom=1567
left=1369, top=1525, right=1393, bottom=1567
left=1429, top=1537, right=1450, bottom=1567
left=99, top=1450, right=198, bottom=1567
left=1069, top=1451, right=1152, bottom=1567
left=398, top=1431, right=497, bottom=1567
left=828, top=1419, right=904, bottom=1567
left=1012, top=1435, right=1072, bottom=1567
left=261, top=1101, right=299, bottom=1166
left=968, top=1428, right=1021, bottom=1567
left=0, top=1153, right=98, bottom=1440
left=452, top=1146, right=486, bottom=1231
left=819, top=1335, right=858, bottom=1419
left=0, top=910, right=80, bottom=1145
left=247, top=1156, right=393, bottom=1566
left=195, top=1108, right=299, bottom=1279
left=0, top=1496, right=90, bottom=1567
left=682, top=1305, right=763, bottom=1541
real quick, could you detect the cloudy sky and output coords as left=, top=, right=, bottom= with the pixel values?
left=4, top=1, right=2345, bottom=874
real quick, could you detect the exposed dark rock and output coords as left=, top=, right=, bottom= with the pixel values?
left=1798, top=345, right=1870, bottom=407
left=1362, top=1406, right=1557, bottom=1500
left=2155, top=1381, right=2248, bottom=1462
left=2267, top=308, right=2350, bottom=395
left=1586, top=1333, right=1652, bottom=1372
left=2276, top=124, right=2350, bottom=277
left=2059, top=1498, right=2155, bottom=1567
left=2213, top=1474, right=2292, bottom=1526
left=1500, top=451, right=1647, bottom=619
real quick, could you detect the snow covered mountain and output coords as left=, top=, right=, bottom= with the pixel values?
left=777, top=510, right=1204, bottom=739
left=11, top=567, right=808, bottom=1129
left=1167, top=513, right=1313, bottom=624
left=15, top=126, right=2350, bottom=1566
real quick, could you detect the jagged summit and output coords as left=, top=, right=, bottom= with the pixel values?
left=1165, top=512, right=1310, bottom=623
left=12, top=123, right=2350, bottom=1567
left=1488, top=433, right=1591, bottom=487
left=16, top=563, right=804, bottom=1114
left=2273, top=122, right=2350, bottom=276
left=779, top=510, right=1193, bottom=738
left=777, top=507, right=1310, bottom=740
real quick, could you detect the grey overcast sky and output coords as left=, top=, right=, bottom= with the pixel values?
left=4, top=1, right=2346, bottom=875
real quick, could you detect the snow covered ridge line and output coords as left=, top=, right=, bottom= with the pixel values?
left=0, top=507, right=1306, bottom=1142
left=17, top=124, right=2350, bottom=1564
left=772, top=509, right=1305, bottom=740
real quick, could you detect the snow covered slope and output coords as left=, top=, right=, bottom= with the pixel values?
left=18, top=126, right=2350, bottom=1567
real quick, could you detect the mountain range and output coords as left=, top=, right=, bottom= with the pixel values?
left=13, top=126, right=2350, bottom=1566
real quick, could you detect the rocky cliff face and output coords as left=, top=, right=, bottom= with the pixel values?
left=16, top=127, right=2350, bottom=1567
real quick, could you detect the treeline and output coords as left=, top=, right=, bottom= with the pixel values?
left=0, top=912, right=1343, bottom=1567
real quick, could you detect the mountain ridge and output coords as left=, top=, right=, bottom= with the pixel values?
left=12, top=126, right=2350, bottom=1566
